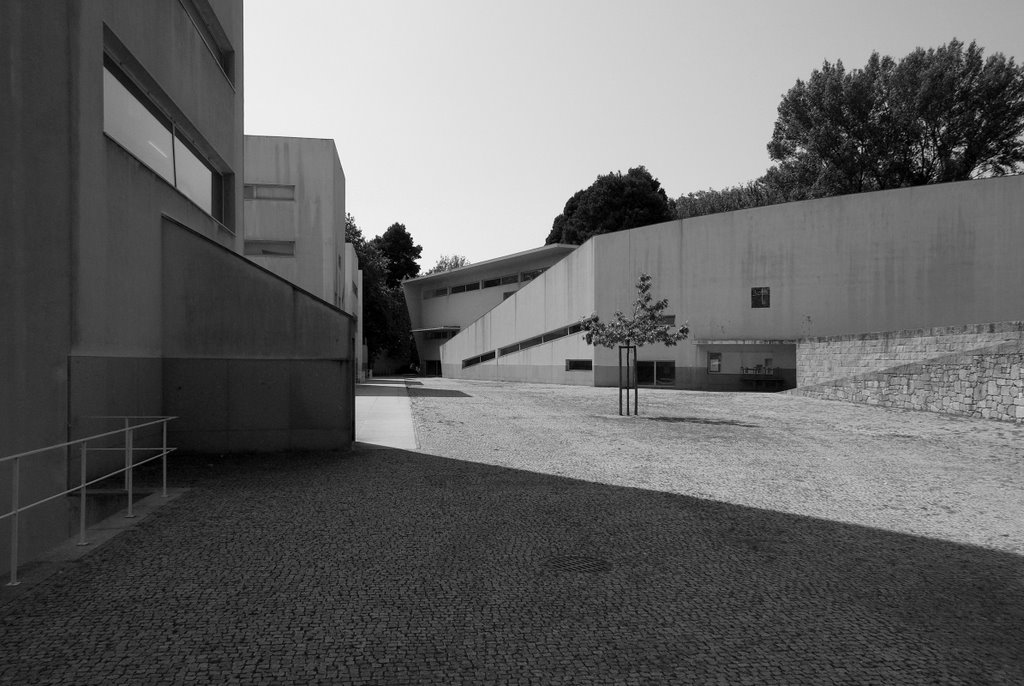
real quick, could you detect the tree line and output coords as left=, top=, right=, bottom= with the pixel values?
left=547, top=39, right=1024, bottom=245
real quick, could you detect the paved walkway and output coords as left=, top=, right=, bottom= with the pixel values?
left=0, top=379, right=1021, bottom=684
left=354, top=377, right=417, bottom=450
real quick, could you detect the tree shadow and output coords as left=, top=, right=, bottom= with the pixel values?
left=3, top=449, right=1021, bottom=685
left=644, top=415, right=760, bottom=427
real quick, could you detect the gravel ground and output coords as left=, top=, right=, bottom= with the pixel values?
left=409, top=378, right=1024, bottom=555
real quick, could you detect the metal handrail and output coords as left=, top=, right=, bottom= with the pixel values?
left=2, top=416, right=177, bottom=586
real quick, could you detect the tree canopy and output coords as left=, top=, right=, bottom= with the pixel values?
left=423, top=254, right=470, bottom=275
left=581, top=274, right=688, bottom=349
left=346, top=214, right=417, bottom=368
left=546, top=166, right=676, bottom=245
left=371, top=222, right=423, bottom=287
left=677, top=39, right=1024, bottom=218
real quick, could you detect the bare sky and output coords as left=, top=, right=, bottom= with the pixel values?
left=244, top=0, right=1024, bottom=270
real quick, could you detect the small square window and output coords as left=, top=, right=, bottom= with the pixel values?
left=565, top=359, right=593, bottom=371
left=751, top=287, right=770, bottom=308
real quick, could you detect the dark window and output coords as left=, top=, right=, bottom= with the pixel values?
left=637, top=361, right=675, bottom=386
left=656, top=362, right=676, bottom=386
left=450, top=284, right=467, bottom=294
left=244, top=184, right=295, bottom=200
left=565, top=359, right=593, bottom=371
left=636, top=361, right=655, bottom=385
left=482, top=278, right=500, bottom=288
left=568, top=322, right=583, bottom=334
left=708, top=352, right=722, bottom=373
left=500, top=274, right=519, bottom=285
left=542, top=328, right=568, bottom=343
left=521, top=268, right=544, bottom=282
left=462, top=351, right=495, bottom=368
left=519, top=336, right=543, bottom=351
left=503, top=291, right=515, bottom=300
left=752, top=287, right=770, bottom=308
left=244, top=240, right=295, bottom=256
left=463, top=281, right=480, bottom=291
left=499, top=343, right=521, bottom=356
left=426, top=330, right=456, bottom=340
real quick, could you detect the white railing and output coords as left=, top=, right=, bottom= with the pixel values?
left=1, top=416, right=177, bottom=586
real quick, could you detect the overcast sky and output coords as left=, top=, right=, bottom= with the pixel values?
left=244, top=0, right=1024, bottom=270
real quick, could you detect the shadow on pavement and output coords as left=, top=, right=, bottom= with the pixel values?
left=356, top=385, right=471, bottom=398
left=1, top=448, right=1020, bottom=684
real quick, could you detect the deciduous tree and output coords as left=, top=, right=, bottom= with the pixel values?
left=581, top=274, right=688, bottom=414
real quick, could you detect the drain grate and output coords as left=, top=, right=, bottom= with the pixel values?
left=541, top=556, right=612, bottom=574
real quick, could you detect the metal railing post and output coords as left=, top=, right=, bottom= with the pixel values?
left=8, top=457, right=20, bottom=586
left=78, top=443, right=89, bottom=546
left=123, top=417, right=130, bottom=490
left=161, top=420, right=168, bottom=498
left=125, top=428, right=135, bottom=518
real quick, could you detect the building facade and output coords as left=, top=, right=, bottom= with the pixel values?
left=402, top=245, right=576, bottom=375
left=244, top=135, right=365, bottom=378
left=2, top=0, right=357, bottom=569
left=439, top=176, right=1024, bottom=392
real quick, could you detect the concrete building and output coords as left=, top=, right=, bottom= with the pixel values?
left=402, top=245, right=576, bottom=375
left=244, top=135, right=365, bottom=378
left=438, top=176, right=1024, bottom=398
left=2, top=1, right=357, bottom=569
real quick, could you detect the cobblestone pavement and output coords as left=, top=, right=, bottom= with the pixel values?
left=0, top=382, right=1021, bottom=684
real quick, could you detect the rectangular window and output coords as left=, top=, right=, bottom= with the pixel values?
left=482, top=278, right=501, bottom=288
left=462, top=350, right=496, bottom=369
left=519, top=336, right=543, bottom=351
left=752, top=286, right=770, bottom=308
left=636, top=361, right=654, bottom=386
left=103, top=60, right=224, bottom=220
left=542, top=328, right=568, bottom=343
left=637, top=361, right=675, bottom=386
left=450, top=284, right=467, bottom=294
left=103, top=67, right=174, bottom=183
left=244, top=240, right=295, bottom=256
left=424, top=287, right=449, bottom=299
left=565, top=359, right=593, bottom=371
left=521, top=268, right=544, bottom=282
left=244, top=184, right=295, bottom=200
left=499, top=343, right=521, bottom=356
left=463, top=281, right=480, bottom=291
left=500, top=274, right=519, bottom=285
left=707, top=352, right=722, bottom=373
left=567, top=322, right=583, bottom=335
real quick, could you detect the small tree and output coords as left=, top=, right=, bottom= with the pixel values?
left=581, top=274, right=688, bottom=415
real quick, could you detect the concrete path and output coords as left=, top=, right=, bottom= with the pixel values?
left=354, top=377, right=417, bottom=450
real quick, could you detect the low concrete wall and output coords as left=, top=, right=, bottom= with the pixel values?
left=792, top=322, right=1024, bottom=422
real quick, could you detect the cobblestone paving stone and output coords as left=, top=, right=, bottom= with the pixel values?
left=0, top=380, right=1021, bottom=684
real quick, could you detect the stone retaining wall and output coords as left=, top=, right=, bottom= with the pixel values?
left=792, top=322, right=1024, bottom=423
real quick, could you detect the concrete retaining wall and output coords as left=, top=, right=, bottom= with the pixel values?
left=792, top=322, right=1024, bottom=423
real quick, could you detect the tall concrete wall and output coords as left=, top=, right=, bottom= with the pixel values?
left=444, top=175, right=1024, bottom=392
left=441, top=242, right=596, bottom=384
left=792, top=323, right=1024, bottom=423
left=0, top=0, right=77, bottom=568
left=162, top=224, right=354, bottom=452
